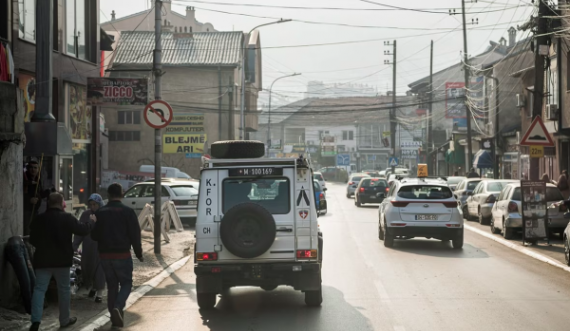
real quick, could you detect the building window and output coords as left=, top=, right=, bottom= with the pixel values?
left=19, top=0, right=35, bottom=41
left=66, top=0, right=87, bottom=59
left=342, top=130, right=354, bottom=141
left=547, top=68, right=558, bottom=105
left=117, top=111, right=141, bottom=125
left=109, top=130, right=141, bottom=141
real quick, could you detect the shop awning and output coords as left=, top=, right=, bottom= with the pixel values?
left=473, top=150, right=493, bottom=169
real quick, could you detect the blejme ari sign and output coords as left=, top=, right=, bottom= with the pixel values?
left=87, top=78, right=149, bottom=106
left=520, top=180, right=549, bottom=242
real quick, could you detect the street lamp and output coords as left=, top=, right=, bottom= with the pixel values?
left=267, top=73, right=301, bottom=152
left=240, top=19, right=292, bottom=140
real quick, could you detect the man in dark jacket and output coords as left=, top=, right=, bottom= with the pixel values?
left=29, top=193, right=95, bottom=331
left=91, top=183, right=142, bottom=328
left=467, top=168, right=480, bottom=178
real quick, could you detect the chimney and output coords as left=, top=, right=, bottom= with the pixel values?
left=111, top=10, right=115, bottom=21
left=163, top=0, right=172, bottom=12
left=508, top=26, right=516, bottom=47
left=162, top=20, right=172, bottom=32
left=186, top=6, right=196, bottom=21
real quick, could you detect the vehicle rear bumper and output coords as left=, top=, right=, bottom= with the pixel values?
left=195, top=262, right=321, bottom=293
left=504, top=216, right=522, bottom=228
left=387, top=226, right=462, bottom=240
left=360, top=195, right=384, bottom=204
left=480, top=204, right=493, bottom=218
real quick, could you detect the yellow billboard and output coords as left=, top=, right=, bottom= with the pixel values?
left=163, top=134, right=207, bottom=154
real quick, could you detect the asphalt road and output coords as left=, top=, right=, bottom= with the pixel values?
left=96, top=183, right=570, bottom=331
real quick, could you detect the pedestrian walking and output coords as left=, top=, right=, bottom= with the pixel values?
left=467, top=168, right=480, bottom=178
left=29, top=193, right=96, bottom=331
left=72, top=193, right=106, bottom=303
left=91, top=183, right=143, bottom=328
left=541, top=173, right=553, bottom=184
left=557, top=170, right=569, bottom=199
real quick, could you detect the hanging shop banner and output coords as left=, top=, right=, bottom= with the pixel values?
left=520, top=180, right=549, bottom=242
left=445, top=82, right=466, bottom=119
left=86, top=78, right=149, bottom=106
left=163, top=134, right=207, bottom=154
left=19, top=73, right=36, bottom=122
left=165, top=113, right=205, bottom=134
left=68, top=84, right=92, bottom=142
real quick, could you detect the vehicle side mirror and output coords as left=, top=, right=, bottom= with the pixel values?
left=468, top=192, right=473, bottom=196
left=323, top=188, right=328, bottom=191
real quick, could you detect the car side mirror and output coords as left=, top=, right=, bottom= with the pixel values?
left=468, top=192, right=473, bottom=196
left=323, top=188, right=328, bottom=191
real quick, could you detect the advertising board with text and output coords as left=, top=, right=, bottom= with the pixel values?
left=445, top=82, right=466, bottom=119
left=521, top=180, right=549, bottom=242
left=163, top=113, right=206, bottom=157
left=87, top=78, right=149, bottom=106
left=165, top=113, right=205, bottom=134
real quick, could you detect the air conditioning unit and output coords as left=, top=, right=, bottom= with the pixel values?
left=516, top=94, right=526, bottom=107
left=546, top=104, right=558, bottom=121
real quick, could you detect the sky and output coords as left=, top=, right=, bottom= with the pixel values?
left=100, top=0, right=535, bottom=104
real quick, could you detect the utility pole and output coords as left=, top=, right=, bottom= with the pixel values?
left=384, top=40, right=397, bottom=172
left=428, top=40, right=434, bottom=175
left=460, top=0, right=474, bottom=171
left=530, top=0, right=550, bottom=181
left=490, top=77, right=500, bottom=179
left=153, top=0, right=163, bottom=254
left=33, top=0, right=55, bottom=121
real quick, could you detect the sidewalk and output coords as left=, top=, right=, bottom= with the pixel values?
left=0, top=228, right=194, bottom=331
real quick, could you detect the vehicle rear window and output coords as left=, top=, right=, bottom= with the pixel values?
left=170, top=186, right=198, bottom=196
left=487, top=182, right=506, bottom=192
left=512, top=188, right=521, bottom=201
left=351, top=176, right=364, bottom=182
left=361, top=179, right=387, bottom=187
left=467, top=181, right=481, bottom=190
left=447, top=177, right=465, bottom=185
left=223, top=178, right=290, bottom=214
left=546, top=187, right=564, bottom=201
left=314, top=174, right=324, bottom=181
left=397, top=185, right=453, bottom=199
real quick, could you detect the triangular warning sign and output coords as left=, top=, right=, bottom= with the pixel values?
left=520, top=116, right=554, bottom=146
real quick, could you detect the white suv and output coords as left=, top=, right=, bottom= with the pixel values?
left=194, top=141, right=323, bottom=309
left=378, top=177, right=463, bottom=249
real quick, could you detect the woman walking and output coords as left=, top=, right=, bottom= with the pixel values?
left=558, top=170, right=570, bottom=199
left=73, top=194, right=106, bottom=302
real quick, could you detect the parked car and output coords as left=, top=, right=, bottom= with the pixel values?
left=465, top=180, right=517, bottom=224
left=122, top=179, right=199, bottom=225
left=387, top=173, right=409, bottom=186
left=313, top=172, right=326, bottom=191
left=346, top=173, right=370, bottom=198
left=490, top=183, right=567, bottom=239
left=318, top=166, right=348, bottom=182
left=378, top=177, right=463, bottom=249
left=454, top=178, right=488, bottom=215
left=562, top=212, right=570, bottom=265
left=378, top=170, right=387, bottom=178
left=314, top=179, right=327, bottom=216
left=446, top=176, right=466, bottom=191
left=362, top=170, right=381, bottom=177
left=355, top=178, right=388, bottom=207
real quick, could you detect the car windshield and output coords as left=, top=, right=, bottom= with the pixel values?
left=487, top=182, right=507, bottom=192
left=314, top=173, right=324, bottom=181
left=361, top=178, right=387, bottom=187
left=467, top=181, right=481, bottom=190
left=397, top=185, right=453, bottom=199
left=170, top=186, right=198, bottom=196
left=447, top=177, right=465, bottom=185
left=223, top=178, right=290, bottom=214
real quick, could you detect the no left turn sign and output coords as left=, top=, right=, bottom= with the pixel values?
left=144, top=100, right=173, bottom=129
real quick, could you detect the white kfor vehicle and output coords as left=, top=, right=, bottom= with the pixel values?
left=378, top=176, right=463, bottom=249
left=194, top=140, right=322, bottom=309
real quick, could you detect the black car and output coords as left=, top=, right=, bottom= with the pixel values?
left=355, top=178, right=388, bottom=207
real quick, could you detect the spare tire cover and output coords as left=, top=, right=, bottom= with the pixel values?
left=211, top=140, right=265, bottom=159
left=220, top=203, right=276, bottom=258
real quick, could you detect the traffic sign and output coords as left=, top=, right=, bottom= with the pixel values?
left=520, top=116, right=554, bottom=146
left=336, top=154, right=350, bottom=166
left=144, top=100, right=173, bottom=129
left=389, top=157, right=399, bottom=167
left=529, top=145, right=544, bottom=158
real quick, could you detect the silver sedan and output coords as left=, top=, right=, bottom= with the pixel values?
left=465, top=180, right=517, bottom=225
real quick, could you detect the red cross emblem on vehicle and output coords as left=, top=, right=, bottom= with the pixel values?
left=299, top=210, right=308, bottom=219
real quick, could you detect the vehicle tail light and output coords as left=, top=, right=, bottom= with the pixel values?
left=211, top=267, right=221, bottom=273
left=390, top=201, right=409, bottom=207
left=385, top=187, right=390, bottom=193
left=319, top=193, right=324, bottom=199
left=485, top=195, right=496, bottom=204
left=507, top=201, right=518, bottom=213
left=560, top=204, right=568, bottom=212
left=443, top=201, right=459, bottom=208
left=349, top=181, right=354, bottom=185
left=196, top=252, right=218, bottom=261
left=360, top=187, right=365, bottom=193
left=296, top=249, right=317, bottom=259
left=446, top=224, right=461, bottom=228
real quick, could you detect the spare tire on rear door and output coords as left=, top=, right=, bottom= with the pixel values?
left=220, top=203, right=276, bottom=258
left=211, top=140, right=265, bottom=159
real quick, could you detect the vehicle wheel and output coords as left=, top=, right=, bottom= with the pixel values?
left=378, top=220, right=384, bottom=240
left=478, top=209, right=489, bottom=225
left=355, top=197, right=361, bottom=207
left=462, top=205, right=469, bottom=220
left=346, top=193, right=351, bottom=198
left=565, top=236, right=570, bottom=266
left=305, top=286, right=322, bottom=307
left=384, top=224, right=394, bottom=248
left=452, top=230, right=464, bottom=249
left=261, top=285, right=278, bottom=291
left=211, top=140, right=265, bottom=159
left=490, top=218, right=501, bottom=234
left=220, top=203, right=276, bottom=258
left=197, top=293, right=217, bottom=310
left=503, top=224, right=514, bottom=240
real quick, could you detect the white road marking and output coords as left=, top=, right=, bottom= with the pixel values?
left=464, top=223, right=570, bottom=273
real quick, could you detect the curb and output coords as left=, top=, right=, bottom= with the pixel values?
left=77, top=255, right=191, bottom=331
left=464, top=223, right=570, bottom=273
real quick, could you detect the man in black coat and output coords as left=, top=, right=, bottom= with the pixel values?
left=467, top=168, right=480, bottom=178
left=29, top=193, right=95, bottom=331
left=91, top=183, right=143, bottom=328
